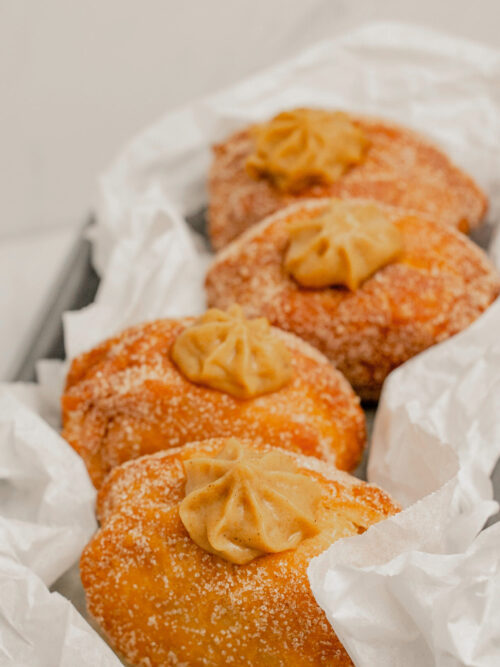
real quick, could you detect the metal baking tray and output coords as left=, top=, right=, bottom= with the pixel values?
left=11, top=209, right=209, bottom=383
left=12, top=221, right=99, bottom=382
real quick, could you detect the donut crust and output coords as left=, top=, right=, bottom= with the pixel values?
left=208, top=115, right=487, bottom=249
left=61, top=318, right=365, bottom=487
left=81, top=439, right=399, bottom=667
left=206, top=199, right=500, bottom=400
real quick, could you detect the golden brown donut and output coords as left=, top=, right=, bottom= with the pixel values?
left=61, top=316, right=365, bottom=488
left=208, top=113, right=487, bottom=249
left=206, top=199, right=500, bottom=400
left=81, top=438, right=399, bottom=667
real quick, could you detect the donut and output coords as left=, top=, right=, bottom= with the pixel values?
left=81, top=438, right=399, bottom=666
left=208, top=109, right=487, bottom=249
left=61, top=309, right=365, bottom=487
left=206, top=199, right=500, bottom=400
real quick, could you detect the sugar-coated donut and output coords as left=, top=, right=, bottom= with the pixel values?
left=61, top=316, right=365, bottom=487
left=81, top=438, right=399, bottom=667
left=208, top=113, right=487, bottom=249
left=206, top=199, right=500, bottom=400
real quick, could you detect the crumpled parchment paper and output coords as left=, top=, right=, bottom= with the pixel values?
left=309, top=297, right=500, bottom=667
left=0, top=386, right=122, bottom=665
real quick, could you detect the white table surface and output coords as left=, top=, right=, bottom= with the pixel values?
left=2, top=0, right=500, bottom=379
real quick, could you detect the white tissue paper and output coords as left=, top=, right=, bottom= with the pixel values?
left=65, top=187, right=210, bottom=360
left=0, top=546, right=120, bottom=667
left=0, top=387, right=95, bottom=586
left=309, top=299, right=500, bottom=667
left=0, top=386, right=121, bottom=665
left=2, top=21, right=500, bottom=666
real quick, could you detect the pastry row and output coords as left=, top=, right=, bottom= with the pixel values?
left=64, top=108, right=499, bottom=667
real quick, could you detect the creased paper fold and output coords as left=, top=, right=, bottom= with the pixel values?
left=309, top=298, right=500, bottom=667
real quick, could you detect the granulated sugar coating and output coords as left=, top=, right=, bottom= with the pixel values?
left=81, top=438, right=399, bottom=666
left=208, top=114, right=487, bottom=249
left=61, top=317, right=365, bottom=488
left=206, top=199, right=500, bottom=400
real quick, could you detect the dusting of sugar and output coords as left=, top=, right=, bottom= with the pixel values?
left=81, top=439, right=399, bottom=666
left=207, top=115, right=487, bottom=250
left=206, top=198, right=500, bottom=400
left=61, top=317, right=365, bottom=487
